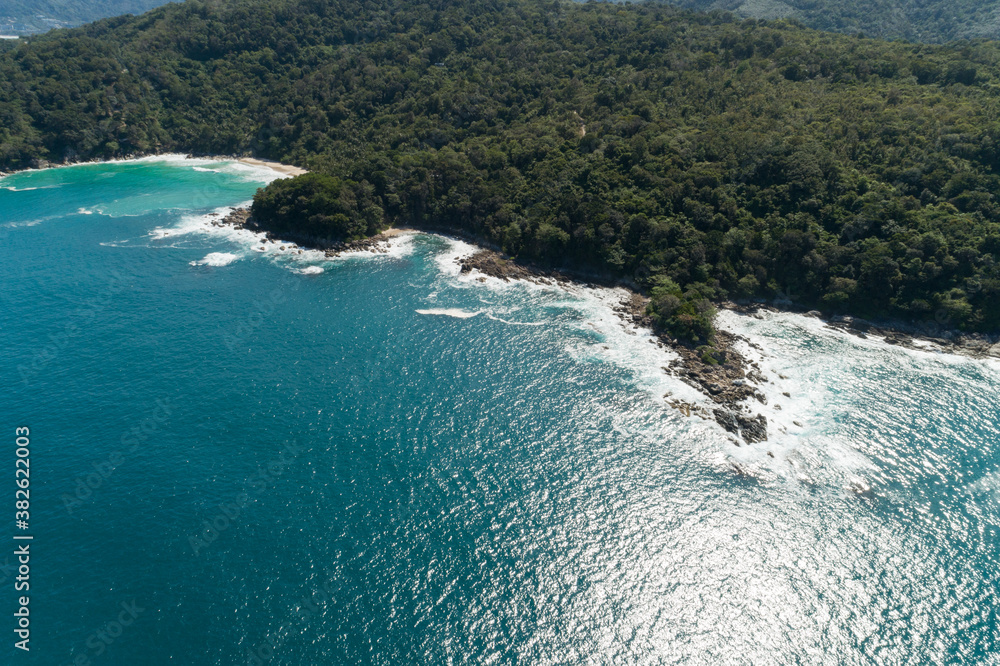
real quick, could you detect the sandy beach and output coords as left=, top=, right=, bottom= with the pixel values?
left=237, top=157, right=308, bottom=176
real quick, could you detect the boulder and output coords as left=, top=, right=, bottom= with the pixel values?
left=713, top=409, right=740, bottom=435
left=713, top=409, right=768, bottom=443
left=738, top=414, right=768, bottom=443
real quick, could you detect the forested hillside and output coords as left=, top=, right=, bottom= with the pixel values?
left=0, top=0, right=171, bottom=35
left=671, top=0, right=1000, bottom=43
left=2, top=0, right=1000, bottom=340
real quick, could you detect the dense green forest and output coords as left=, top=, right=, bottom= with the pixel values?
left=2, top=0, right=1000, bottom=342
left=0, top=0, right=172, bottom=35
left=671, top=0, right=1000, bottom=43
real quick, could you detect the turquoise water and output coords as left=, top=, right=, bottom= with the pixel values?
left=1, top=158, right=999, bottom=664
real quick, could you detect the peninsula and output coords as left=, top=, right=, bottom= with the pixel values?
left=1, top=0, right=999, bottom=351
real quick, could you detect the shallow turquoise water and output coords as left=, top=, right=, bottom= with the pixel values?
left=1, top=158, right=998, bottom=664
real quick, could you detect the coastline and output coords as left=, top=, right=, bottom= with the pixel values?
left=7, top=154, right=998, bottom=445
left=221, top=203, right=777, bottom=445
left=453, top=247, right=1000, bottom=362
left=454, top=248, right=771, bottom=444
left=0, top=152, right=308, bottom=180
left=724, top=302, right=1000, bottom=361
left=5, top=153, right=995, bottom=362
left=218, top=207, right=410, bottom=257
left=218, top=203, right=1000, bottom=445
left=234, top=157, right=308, bottom=177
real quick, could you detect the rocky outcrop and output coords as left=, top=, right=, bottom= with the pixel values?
left=823, top=313, right=1000, bottom=359
left=459, top=251, right=773, bottom=445
left=322, top=233, right=398, bottom=257
left=219, top=207, right=251, bottom=227
left=459, top=252, right=541, bottom=282
left=713, top=410, right=768, bottom=443
left=661, top=331, right=770, bottom=445
left=217, top=207, right=400, bottom=255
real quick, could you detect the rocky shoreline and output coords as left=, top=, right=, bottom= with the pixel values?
left=455, top=248, right=1000, bottom=443
left=458, top=249, right=772, bottom=444
left=218, top=207, right=402, bottom=256
left=727, top=302, right=1000, bottom=361
left=209, top=215, right=999, bottom=447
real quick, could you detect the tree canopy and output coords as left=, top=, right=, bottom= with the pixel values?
left=2, top=0, right=1000, bottom=341
left=668, top=0, right=1000, bottom=44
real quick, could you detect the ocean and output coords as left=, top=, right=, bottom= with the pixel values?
left=1, top=157, right=998, bottom=664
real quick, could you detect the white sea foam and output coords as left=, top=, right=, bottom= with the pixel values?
left=427, top=236, right=903, bottom=479
left=149, top=204, right=253, bottom=242
left=714, top=310, right=886, bottom=490
left=77, top=207, right=94, bottom=215
left=428, top=234, right=996, bottom=491
left=432, top=237, right=480, bottom=278
left=190, top=252, right=240, bottom=267
left=330, top=231, right=418, bottom=262
left=148, top=208, right=418, bottom=274
left=563, top=285, right=708, bottom=406
left=416, top=308, right=480, bottom=319
left=430, top=236, right=708, bottom=415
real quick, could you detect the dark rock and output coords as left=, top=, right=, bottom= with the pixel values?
left=459, top=251, right=542, bottom=282
left=738, top=414, right=768, bottom=443
left=713, top=409, right=740, bottom=435
left=713, top=409, right=768, bottom=443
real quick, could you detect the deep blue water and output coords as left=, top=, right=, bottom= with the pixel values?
left=1, top=158, right=998, bottom=664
